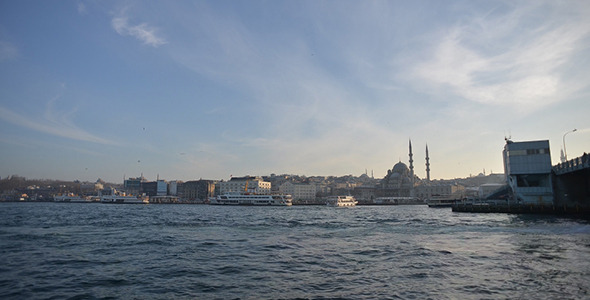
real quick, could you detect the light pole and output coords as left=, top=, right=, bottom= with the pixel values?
left=563, top=128, right=577, bottom=161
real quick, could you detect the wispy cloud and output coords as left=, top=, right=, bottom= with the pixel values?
left=111, top=9, right=166, bottom=47
left=155, top=2, right=590, bottom=178
left=410, top=3, right=590, bottom=111
left=77, top=2, right=87, bottom=15
left=162, top=3, right=410, bottom=175
left=0, top=97, right=116, bottom=145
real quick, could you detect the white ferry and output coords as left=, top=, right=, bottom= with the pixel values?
left=210, top=193, right=292, bottom=206
left=101, top=194, right=149, bottom=204
left=99, top=188, right=149, bottom=204
left=326, top=195, right=358, bottom=207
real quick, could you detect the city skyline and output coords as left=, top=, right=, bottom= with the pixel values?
left=1, top=1, right=589, bottom=183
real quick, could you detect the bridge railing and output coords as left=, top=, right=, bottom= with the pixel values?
left=553, top=154, right=590, bottom=175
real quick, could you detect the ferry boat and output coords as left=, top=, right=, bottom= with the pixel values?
left=426, top=196, right=458, bottom=208
left=100, top=188, right=148, bottom=204
left=209, top=193, right=292, bottom=206
left=101, top=194, right=149, bottom=204
left=326, top=195, right=358, bottom=207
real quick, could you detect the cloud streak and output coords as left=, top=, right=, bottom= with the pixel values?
left=410, top=3, right=590, bottom=111
left=0, top=102, right=116, bottom=145
left=112, top=11, right=166, bottom=47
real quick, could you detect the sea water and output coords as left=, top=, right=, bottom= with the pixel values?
left=1, top=202, right=589, bottom=299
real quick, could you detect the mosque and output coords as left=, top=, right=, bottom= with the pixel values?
left=352, top=139, right=460, bottom=203
left=375, top=140, right=427, bottom=198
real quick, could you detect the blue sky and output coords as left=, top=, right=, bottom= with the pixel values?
left=1, top=1, right=589, bottom=183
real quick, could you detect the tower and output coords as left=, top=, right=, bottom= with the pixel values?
left=425, top=144, right=431, bottom=181
left=409, top=139, right=414, bottom=182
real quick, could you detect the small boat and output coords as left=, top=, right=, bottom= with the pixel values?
left=326, top=195, right=358, bottom=207
left=209, top=193, right=292, bottom=206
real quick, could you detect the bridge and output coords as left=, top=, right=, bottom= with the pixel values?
left=453, top=150, right=590, bottom=215
left=553, top=153, right=590, bottom=175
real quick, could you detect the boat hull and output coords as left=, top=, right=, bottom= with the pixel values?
left=210, top=194, right=292, bottom=206
left=427, top=198, right=458, bottom=208
left=101, top=196, right=149, bottom=204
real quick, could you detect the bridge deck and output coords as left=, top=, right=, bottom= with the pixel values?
left=553, top=154, right=590, bottom=175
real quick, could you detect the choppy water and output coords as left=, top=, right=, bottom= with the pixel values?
left=1, top=203, right=589, bottom=299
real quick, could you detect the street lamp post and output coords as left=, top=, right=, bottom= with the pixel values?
left=563, top=128, right=577, bottom=162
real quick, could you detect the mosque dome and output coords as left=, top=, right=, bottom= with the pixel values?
left=382, top=160, right=413, bottom=191
left=392, top=162, right=409, bottom=174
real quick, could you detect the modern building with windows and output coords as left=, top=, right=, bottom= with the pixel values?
left=503, top=139, right=553, bottom=205
left=182, top=180, right=216, bottom=202
left=124, top=176, right=146, bottom=195
left=156, top=180, right=168, bottom=196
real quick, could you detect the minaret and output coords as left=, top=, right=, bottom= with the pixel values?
left=408, top=139, right=414, bottom=180
left=425, top=144, right=431, bottom=181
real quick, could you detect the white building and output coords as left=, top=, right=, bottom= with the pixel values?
left=503, top=139, right=553, bottom=205
left=279, top=182, right=316, bottom=201
left=218, top=176, right=271, bottom=194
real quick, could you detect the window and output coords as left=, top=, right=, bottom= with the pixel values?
left=509, top=150, right=527, bottom=156
left=510, top=148, right=550, bottom=156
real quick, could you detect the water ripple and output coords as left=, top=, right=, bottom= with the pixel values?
left=0, top=203, right=589, bottom=299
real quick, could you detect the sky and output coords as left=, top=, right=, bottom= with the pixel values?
left=1, top=1, right=589, bottom=183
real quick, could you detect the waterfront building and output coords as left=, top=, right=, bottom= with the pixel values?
left=279, top=181, right=317, bottom=202
left=140, top=180, right=166, bottom=197
left=414, top=183, right=465, bottom=200
left=503, top=139, right=553, bottom=205
left=352, top=185, right=377, bottom=203
left=169, top=181, right=178, bottom=196
left=182, top=180, right=215, bottom=202
left=124, top=176, right=146, bottom=195
left=156, top=180, right=167, bottom=196
left=218, top=176, right=271, bottom=194
left=454, top=139, right=589, bottom=214
left=141, top=181, right=157, bottom=196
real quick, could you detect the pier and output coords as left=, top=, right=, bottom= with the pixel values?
left=452, top=200, right=590, bottom=215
